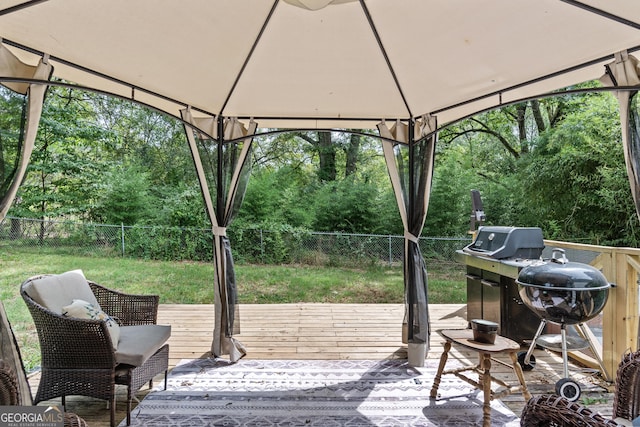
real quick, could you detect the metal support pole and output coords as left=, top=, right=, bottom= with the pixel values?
left=407, top=118, right=415, bottom=341
left=121, top=222, right=125, bottom=257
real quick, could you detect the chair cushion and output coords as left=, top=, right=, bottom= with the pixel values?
left=25, top=270, right=100, bottom=314
left=62, top=299, right=120, bottom=349
left=115, top=325, right=171, bottom=367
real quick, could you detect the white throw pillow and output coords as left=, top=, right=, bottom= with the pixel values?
left=27, top=270, right=99, bottom=314
left=62, top=299, right=120, bottom=349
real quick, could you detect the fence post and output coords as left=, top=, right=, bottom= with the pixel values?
left=121, top=223, right=125, bottom=257
left=388, top=235, right=392, bottom=266
left=260, top=229, right=264, bottom=263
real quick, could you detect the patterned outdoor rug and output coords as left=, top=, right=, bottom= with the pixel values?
left=122, top=358, right=520, bottom=426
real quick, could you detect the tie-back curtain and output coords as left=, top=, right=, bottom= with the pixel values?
left=377, top=116, right=437, bottom=347
left=181, top=110, right=256, bottom=362
left=600, top=51, right=640, bottom=221
left=0, top=44, right=52, bottom=223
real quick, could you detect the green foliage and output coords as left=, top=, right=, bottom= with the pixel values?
left=312, top=176, right=380, bottom=232
left=238, top=166, right=314, bottom=227
left=424, top=146, right=479, bottom=236
left=124, top=225, right=213, bottom=261
left=228, top=223, right=308, bottom=264
left=153, top=185, right=208, bottom=228
left=3, top=84, right=640, bottom=247
left=0, top=88, right=26, bottom=194
left=437, top=89, right=640, bottom=246
left=90, top=165, right=154, bottom=225
left=10, top=87, right=109, bottom=219
left=515, top=92, right=638, bottom=244
left=372, top=188, right=403, bottom=235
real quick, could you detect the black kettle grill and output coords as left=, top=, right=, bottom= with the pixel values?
left=516, top=248, right=611, bottom=402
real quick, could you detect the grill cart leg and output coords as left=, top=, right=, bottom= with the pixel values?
left=518, top=319, right=547, bottom=370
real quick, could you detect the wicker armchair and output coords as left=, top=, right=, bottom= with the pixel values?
left=0, top=300, right=88, bottom=427
left=520, top=349, right=640, bottom=426
left=21, top=272, right=171, bottom=427
left=0, top=359, right=88, bottom=427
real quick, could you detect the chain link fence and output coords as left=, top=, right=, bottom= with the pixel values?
left=0, top=217, right=471, bottom=266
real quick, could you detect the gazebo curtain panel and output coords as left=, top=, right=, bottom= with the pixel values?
left=181, top=109, right=256, bottom=362
left=601, top=51, right=640, bottom=221
left=377, top=116, right=437, bottom=348
left=0, top=44, right=52, bottom=223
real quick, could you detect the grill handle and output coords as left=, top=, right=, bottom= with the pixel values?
left=481, top=279, right=500, bottom=288
left=551, top=248, right=568, bottom=264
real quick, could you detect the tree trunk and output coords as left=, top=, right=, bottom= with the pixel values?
left=530, top=100, right=546, bottom=134
left=345, top=133, right=361, bottom=177
left=516, top=104, right=528, bottom=154
left=9, top=217, right=21, bottom=240
left=317, top=131, right=336, bottom=181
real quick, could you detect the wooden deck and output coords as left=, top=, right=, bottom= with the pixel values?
left=33, top=303, right=616, bottom=426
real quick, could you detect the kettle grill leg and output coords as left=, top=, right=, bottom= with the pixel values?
left=524, top=319, right=547, bottom=365
left=561, top=324, right=570, bottom=378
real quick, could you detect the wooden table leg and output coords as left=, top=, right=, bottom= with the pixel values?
left=430, top=340, right=451, bottom=399
left=480, top=353, right=492, bottom=427
left=509, top=351, right=532, bottom=400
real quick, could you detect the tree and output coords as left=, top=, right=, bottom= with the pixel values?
left=344, top=133, right=361, bottom=177
left=423, top=145, right=480, bottom=236
left=241, top=130, right=397, bottom=234
left=292, top=130, right=368, bottom=182
left=12, top=87, right=107, bottom=222
left=434, top=88, right=640, bottom=246
left=0, top=87, right=28, bottom=238
left=312, top=175, right=380, bottom=233
left=7, top=82, right=637, bottom=247
left=88, top=95, right=192, bottom=188
left=7, top=88, right=201, bottom=229
left=0, top=88, right=26, bottom=197
left=238, top=166, right=310, bottom=228
left=91, top=165, right=153, bottom=225
left=516, top=91, right=638, bottom=244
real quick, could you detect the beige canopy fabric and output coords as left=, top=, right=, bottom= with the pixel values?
left=378, top=117, right=436, bottom=351
left=181, top=112, right=256, bottom=362
left=600, top=52, right=640, bottom=220
left=0, top=44, right=51, bottom=223
left=0, top=1, right=638, bottom=128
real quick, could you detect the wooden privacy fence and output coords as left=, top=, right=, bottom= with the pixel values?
left=544, top=240, right=640, bottom=381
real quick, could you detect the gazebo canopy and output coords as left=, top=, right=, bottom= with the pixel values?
left=2, top=0, right=640, bottom=365
left=1, top=0, right=639, bottom=131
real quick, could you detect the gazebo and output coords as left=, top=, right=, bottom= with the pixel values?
left=1, top=0, right=639, bottom=365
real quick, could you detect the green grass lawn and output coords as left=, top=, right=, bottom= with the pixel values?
left=0, top=246, right=466, bottom=370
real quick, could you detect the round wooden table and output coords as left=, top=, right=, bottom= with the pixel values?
left=429, top=329, right=532, bottom=427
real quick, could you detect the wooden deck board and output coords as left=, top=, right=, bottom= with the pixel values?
left=31, top=303, right=615, bottom=426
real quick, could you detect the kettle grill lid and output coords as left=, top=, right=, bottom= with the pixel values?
left=516, top=249, right=610, bottom=291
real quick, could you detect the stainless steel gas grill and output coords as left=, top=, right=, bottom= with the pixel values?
left=457, top=226, right=546, bottom=344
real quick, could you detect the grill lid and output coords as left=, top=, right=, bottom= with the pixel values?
left=516, top=248, right=611, bottom=324
left=516, top=249, right=610, bottom=291
left=463, top=226, right=544, bottom=259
